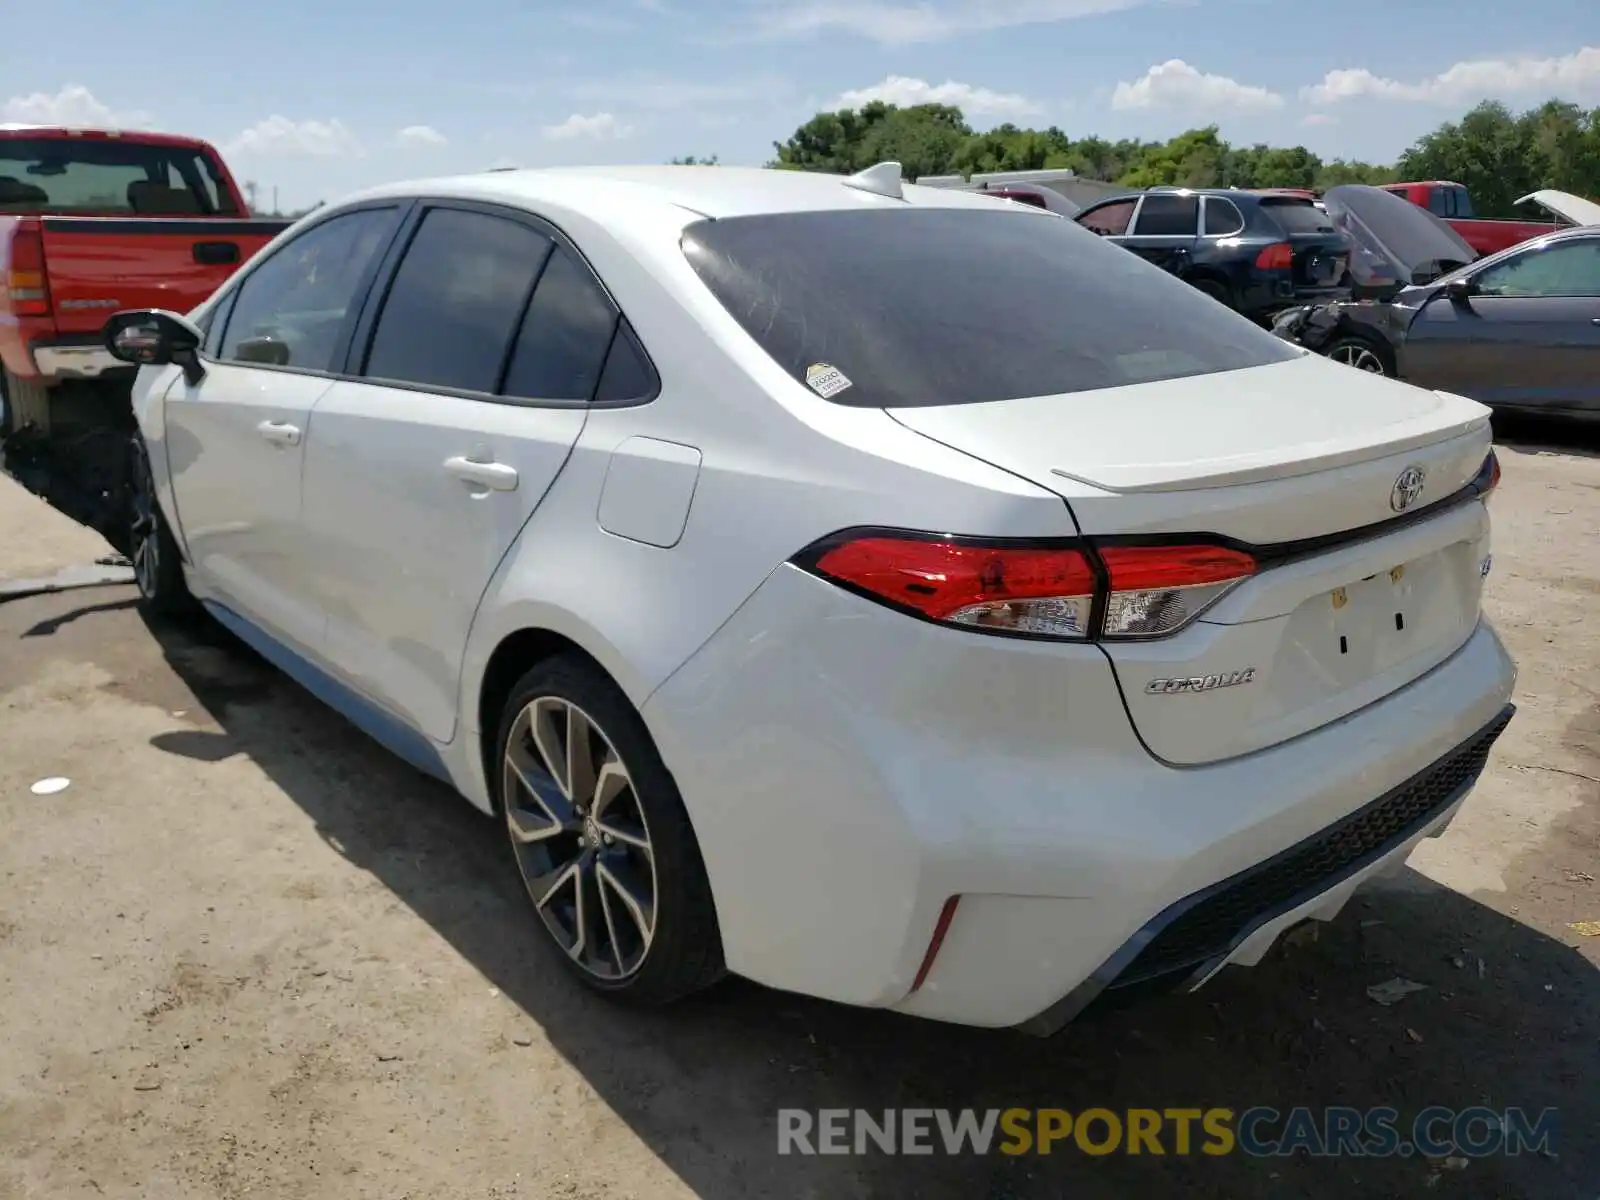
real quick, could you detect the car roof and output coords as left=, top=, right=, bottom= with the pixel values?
left=341, top=164, right=1020, bottom=223
left=0, top=124, right=217, bottom=150
left=1082, top=187, right=1312, bottom=207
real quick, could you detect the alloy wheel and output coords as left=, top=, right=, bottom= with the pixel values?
left=503, top=696, right=658, bottom=981
left=1331, top=343, right=1386, bottom=374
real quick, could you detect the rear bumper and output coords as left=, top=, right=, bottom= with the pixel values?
left=0, top=327, right=124, bottom=383
left=1016, top=702, right=1513, bottom=1034
left=643, top=562, right=1518, bottom=1029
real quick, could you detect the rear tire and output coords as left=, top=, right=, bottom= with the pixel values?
left=1188, top=276, right=1232, bottom=309
left=128, top=435, right=198, bottom=618
left=495, top=654, right=725, bottom=1006
left=1324, top=335, right=1393, bottom=377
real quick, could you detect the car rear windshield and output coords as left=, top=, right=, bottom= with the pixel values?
left=0, top=137, right=238, bottom=215
left=1260, top=198, right=1336, bottom=234
left=680, top=207, right=1299, bottom=408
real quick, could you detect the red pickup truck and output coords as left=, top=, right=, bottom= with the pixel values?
left=1, top=125, right=291, bottom=441
left=1381, top=181, right=1563, bottom=256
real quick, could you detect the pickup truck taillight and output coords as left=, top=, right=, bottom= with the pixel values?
left=6, top=222, right=51, bottom=316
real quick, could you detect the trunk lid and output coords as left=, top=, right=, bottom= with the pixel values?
left=888, top=354, right=1496, bottom=764
left=39, top=216, right=284, bottom=336
left=1514, top=189, right=1600, bottom=229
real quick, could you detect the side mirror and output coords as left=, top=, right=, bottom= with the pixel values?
left=1444, top=278, right=1478, bottom=305
left=103, top=309, right=206, bottom=385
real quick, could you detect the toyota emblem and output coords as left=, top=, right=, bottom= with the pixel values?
left=1390, top=465, right=1426, bottom=513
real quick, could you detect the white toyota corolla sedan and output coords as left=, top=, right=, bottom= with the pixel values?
left=102, top=163, right=1516, bottom=1034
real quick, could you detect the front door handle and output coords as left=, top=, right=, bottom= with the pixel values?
left=256, top=420, right=302, bottom=446
left=444, top=455, right=519, bottom=491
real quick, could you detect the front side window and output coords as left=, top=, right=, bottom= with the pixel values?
left=1131, top=193, right=1198, bottom=236
left=1426, top=187, right=1451, bottom=217
left=1077, top=200, right=1136, bottom=236
left=1474, top=239, right=1600, bottom=298
left=219, top=207, right=400, bottom=372
left=682, top=207, right=1300, bottom=409
left=364, top=208, right=554, bottom=393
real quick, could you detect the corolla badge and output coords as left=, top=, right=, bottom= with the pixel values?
left=1390, top=465, right=1427, bottom=513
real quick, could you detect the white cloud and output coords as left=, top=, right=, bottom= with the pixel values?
left=1300, top=113, right=1337, bottom=128
left=1111, top=60, right=1284, bottom=112
left=829, top=75, right=1043, bottom=118
left=1302, top=46, right=1600, bottom=105
left=226, top=116, right=361, bottom=158
left=1, top=84, right=151, bottom=128
left=542, top=112, right=634, bottom=140
left=740, top=0, right=1145, bottom=44
left=396, top=124, right=447, bottom=148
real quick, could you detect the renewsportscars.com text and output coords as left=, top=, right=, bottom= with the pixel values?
left=777, top=1106, right=1557, bottom=1158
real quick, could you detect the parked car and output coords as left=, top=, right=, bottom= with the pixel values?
left=102, top=163, right=1514, bottom=1033
left=1273, top=187, right=1600, bottom=421
left=1073, top=187, right=1350, bottom=322
left=1382, top=181, right=1568, bottom=256
left=0, top=124, right=292, bottom=537
left=974, top=181, right=1081, bottom=216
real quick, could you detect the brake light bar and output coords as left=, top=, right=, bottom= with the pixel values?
left=1475, top=449, right=1501, bottom=500
left=797, top=531, right=1256, bottom=642
left=6, top=222, right=50, bottom=316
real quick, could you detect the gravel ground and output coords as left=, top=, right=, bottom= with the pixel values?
left=0, top=421, right=1595, bottom=1200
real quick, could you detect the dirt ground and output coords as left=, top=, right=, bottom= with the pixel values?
left=0, top=421, right=1595, bottom=1200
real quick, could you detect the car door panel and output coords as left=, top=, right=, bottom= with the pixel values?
left=163, top=364, right=332, bottom=648
left=298, top=203, right=630, bottom=744
left=162, top=205, right=404, bottom=646
left=301, top=381, right=586, bottom=740
left=1402, top=236, right=1600, bottom=411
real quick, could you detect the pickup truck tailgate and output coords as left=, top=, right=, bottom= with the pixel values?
left=39, top=216, right=286, bottom=334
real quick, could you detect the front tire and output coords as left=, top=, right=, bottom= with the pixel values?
left=1324, top=335, right=1393, bottom=376
left=495, top=654, right=724, bottom=1005
left=128, top=436, right=197, bottom=617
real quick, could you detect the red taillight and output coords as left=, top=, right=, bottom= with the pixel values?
left=1255, top=242, right=1293, bottom=270
left=6, top=222, right=50, bottom=316
left=809, top=534, right=1097, bottom=638
left=909, top=896, right=961, bottom=994
left=1098, top=544, right=1257, bottom=638
left=799, top=532, right=1256, bottom=641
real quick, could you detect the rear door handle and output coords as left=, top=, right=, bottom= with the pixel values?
left=256, top=420, right=302, bottom=446
left=444, top=455, right=519, bottom=491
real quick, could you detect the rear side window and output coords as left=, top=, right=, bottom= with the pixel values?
left=220, top=207, right=400, bottom=372
left=1078, top=200, right=1135, bottom=235
left=1131, top=193, right=1198, bottom=236
left=1202, top=197, right=1244, bottom=235
left=1261, top=198, right=1336, bottom=234
left=502, top=246, right=619, bottom=401
left=1445, top=186, right=1474, bottom=218
left=364, top=208, right=553, bottom=393
left=0, top=136, right=238, bottom=215
left=1426, top=188, right=1450, bottom=217
left=682, top=208, right=1299, bottom=409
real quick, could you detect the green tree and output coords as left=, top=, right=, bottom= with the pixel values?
left=668, top=154, right=720, bottom=165
left=770, top=102, right=972, bottom=179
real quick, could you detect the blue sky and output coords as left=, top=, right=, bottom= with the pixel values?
left=4, top=0, right=1596, bottom=210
